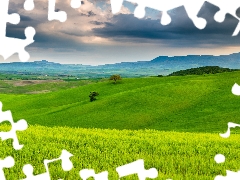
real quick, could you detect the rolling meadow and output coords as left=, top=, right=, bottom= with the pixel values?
left=0, top=71, right=240, bottom=179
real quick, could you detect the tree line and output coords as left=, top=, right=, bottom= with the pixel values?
left=167, top=66, right=239, bottom=76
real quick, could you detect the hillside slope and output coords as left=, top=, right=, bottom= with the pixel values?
left=0, top=72, right=240, bottom=133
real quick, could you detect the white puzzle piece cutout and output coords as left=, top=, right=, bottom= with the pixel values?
left=116, top=159, right=158, bottom=180
left=215, top=170, right=240, bottom=180
left=0, top=102, right=28, bottom=150
left=219, top=122, right=240, bottom=138
left=0, top=156, right=14, bottom=180
left=79, top=169, right=108, bottom=180
left=231, top=83, right=240, bottom=96
left=0, top=0, right=36, bottom=62
left=22, top=150, right=73, bottom=180
left=71, top=0, right=82, bottom=9
left=48, top=0, right=67, bottom=22
left=24, top=0, right=35, bottom=11
left=48, top=0, right=81, bottom=22
left=0, top=0, right=83, bottom=62
left=111, top=0, right=207, bottom=28
left=110, top=0, right=240, bottom=36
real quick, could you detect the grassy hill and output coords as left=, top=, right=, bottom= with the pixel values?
left=1, top=72, right=240, bottom=179
left=0, top=71, right=240, bottom=133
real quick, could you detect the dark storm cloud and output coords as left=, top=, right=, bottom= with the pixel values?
left=197, top=2, right=238, bottom=34
left=20, top=15, right=33, bottom=22
left=6, top=0, right=48, bottom=39
left=92, top=2, right=240, bottom=47
left=236, top=7, right=240, bottom=18
left=5, top=0, right=240, bottom=54
left=6, top=15, right=37, bottom=39
left=80, top=11, right=97, bottom=17
left=90, top=21, right=105, bottom=25
left=28, top=31, right=94, bottom=54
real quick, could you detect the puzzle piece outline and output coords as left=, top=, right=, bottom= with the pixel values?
left=25, top=0, right=82, bottom=23
left=0, top=156, right=15, bottom=180
left=0, top=102, right=28, bottom=150
left=213, top=84, right=240, bottom=179
left=22, top=150, right=73, bottom=180
left=79, top=169, right=108, bottom=180
left=0, top=0, right=36, bottom=62
left=0, top=0, right=82, bottom=62
left=116, top=159, right=158, bottom=180
left=110, top=0, right=240, bottom=36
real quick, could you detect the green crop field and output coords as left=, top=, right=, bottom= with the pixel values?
left=0, top=71, right=240, bottom=179
left=0, top=125, right=240, bottom=180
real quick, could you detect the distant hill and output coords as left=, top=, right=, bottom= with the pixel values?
left=168, top=66, right=239, bottom=76
left=1, top=53, right=240, bottom=78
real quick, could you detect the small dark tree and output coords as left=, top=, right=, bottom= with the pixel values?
left=89, top=91, right=99, bottom=102
left=109, top=74, right=122, bottom=84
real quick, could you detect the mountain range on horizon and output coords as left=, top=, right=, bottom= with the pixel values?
left=101, top=52, right=240, bottom=67
left=1, top=52, right=240, bottom=78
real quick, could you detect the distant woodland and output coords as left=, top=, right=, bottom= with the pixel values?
left=167, top=66, right=239, bottom=76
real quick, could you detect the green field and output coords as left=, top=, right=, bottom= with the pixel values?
left=0, top=71, right=240, bottom=179
left=1, top=125, right=240, bottom=180
left=1, top=71, right=240, bottom=132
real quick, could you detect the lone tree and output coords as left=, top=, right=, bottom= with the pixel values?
left=109, top=74, right=122, bottom=84
left=89, top=91, right=99, bottom=102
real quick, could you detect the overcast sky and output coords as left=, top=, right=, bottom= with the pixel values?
left=3, top=0, right=240, bottom=65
